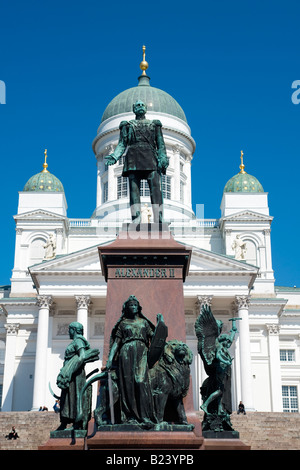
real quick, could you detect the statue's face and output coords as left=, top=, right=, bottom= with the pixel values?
left=69, top=326, right=75, bottom=339
left=126, top=299, right=139, bottom=318
left=133, top=100, right=147, bottom=116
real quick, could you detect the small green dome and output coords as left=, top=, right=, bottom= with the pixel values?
left=224, top=172, right=264, bottom=193
left=23, top=151, right=64, bottom=192
left=224, top=151, right=264, bottom=193
left=24, top=171, right=64, bottom=192
left=101, top=75, right=187, bottom=123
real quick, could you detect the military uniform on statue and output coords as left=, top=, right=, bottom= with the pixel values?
left=105, top=99, right=168, bottom=224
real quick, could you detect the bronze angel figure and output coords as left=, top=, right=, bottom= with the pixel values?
left=194, top=304, right=241, bottom=434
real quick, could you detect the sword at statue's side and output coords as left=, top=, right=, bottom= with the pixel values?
left=107, top=369, right=115, bottom=425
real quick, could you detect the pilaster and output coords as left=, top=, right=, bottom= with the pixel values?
left=1, top=323, right=20, bottom=411
left=266, top=323, right=283, bottom=411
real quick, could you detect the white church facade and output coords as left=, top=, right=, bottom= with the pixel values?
left=0, top=52, right=299, bottom=415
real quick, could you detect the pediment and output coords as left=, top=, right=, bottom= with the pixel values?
left=189, top=246, right=258, bottom=274
left=29, top=241, right=258, bottom=291
left=29, top=244, right=103, bottom=274
left=14, top=209, right=67, bottom=221
left=221, top=210, right=273, bottom=222
left=29, top=241, right=258, bottom=275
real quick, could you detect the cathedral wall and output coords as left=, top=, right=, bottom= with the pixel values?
left=251, top=359, right=272, bottom=411
left=18, top=192, right=67, bottom=216
left=220, top=193, right=270, bottom=217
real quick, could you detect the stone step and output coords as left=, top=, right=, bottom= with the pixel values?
left=0, top=411, right=299, bottom=450
left=0, top=412, right=60, bottom=450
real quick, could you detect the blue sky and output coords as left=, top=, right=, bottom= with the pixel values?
left=0, top=0, right=299, bottom=288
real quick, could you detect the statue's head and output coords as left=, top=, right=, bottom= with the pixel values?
left=133, top=100, right=147, bottom=116
left=69, top=321, right=84, bottom=338
left=122, top=295, right=142, bottom=318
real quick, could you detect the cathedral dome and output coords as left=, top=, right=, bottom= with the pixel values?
left=101, top=46, right=187, bottom=124
left=101, top=74, right=187, bottom=124
left=224, top=151, right=264, bottom=193
left=23, top=150, right=64, bottom=192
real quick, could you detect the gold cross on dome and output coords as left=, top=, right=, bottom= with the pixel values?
left=239, top=150, right=245, bottom=174
left=42, top=149, right=49, bottom=172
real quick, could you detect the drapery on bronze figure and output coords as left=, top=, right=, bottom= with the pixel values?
left=194, top=304, right=241, bottom=435
left=79, top=296, right=194, bottom=431
left=105, top=100, right=169, bottom=223
left=55, top=322, right=99, bottom=432
left=104, top=295, right=159, bottom=428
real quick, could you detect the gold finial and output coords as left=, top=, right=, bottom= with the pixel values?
left=42, top=149, right=49, bottom=173
left=239, top=150, right=246, bottom=174
left=140, top=45, right=149, bottom=75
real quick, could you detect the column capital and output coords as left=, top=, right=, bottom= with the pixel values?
left=235, top=295, right=250, bottom=310
left=75, top=295, right=92, bottom=309
left=105, top=144, right=114, bottom=155
left=36, top=295, right=53, bottom=309
left=4, top=323, right=20, bottom=335
left=266, top=323, right=280, bottom=335
left=196, top=295, right=213, bottom=313
left=172, top=144, right=183, bottom=155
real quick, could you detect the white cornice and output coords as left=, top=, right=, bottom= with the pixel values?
left=14, top=208, right=67, bottom=220
left=220, top=210, right=273, bottom=224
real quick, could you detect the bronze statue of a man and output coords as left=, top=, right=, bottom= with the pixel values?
left=105, top=100, right=169, bottom=223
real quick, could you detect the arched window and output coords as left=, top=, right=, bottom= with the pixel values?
left=244, top=239, right=257, bottom=266
left=29, top=238, right=45, bottom=265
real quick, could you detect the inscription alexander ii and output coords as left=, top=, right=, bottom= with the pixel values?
left=111, top=267, right=181, bottom=279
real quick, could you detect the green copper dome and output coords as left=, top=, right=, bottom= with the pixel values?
left=101, top=75, right=187, bottom=123
left=23, top=151, right=64, bottom=192
left=224, top=152, right=264, bottom=193
left=224, top=172, right=264, bottom=193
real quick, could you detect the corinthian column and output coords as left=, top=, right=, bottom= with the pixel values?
left=32, top=295, right=53, bottom=410
left=266, top=324, right=282, bottom=411
left=75, top=295, right=91, bottom=339
left=235, top=295, right=255, bottom=411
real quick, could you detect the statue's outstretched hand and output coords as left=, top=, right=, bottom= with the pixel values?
left=157, top=154, right=169, bottom=175
left=105, top=155, right=117, bottom=165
